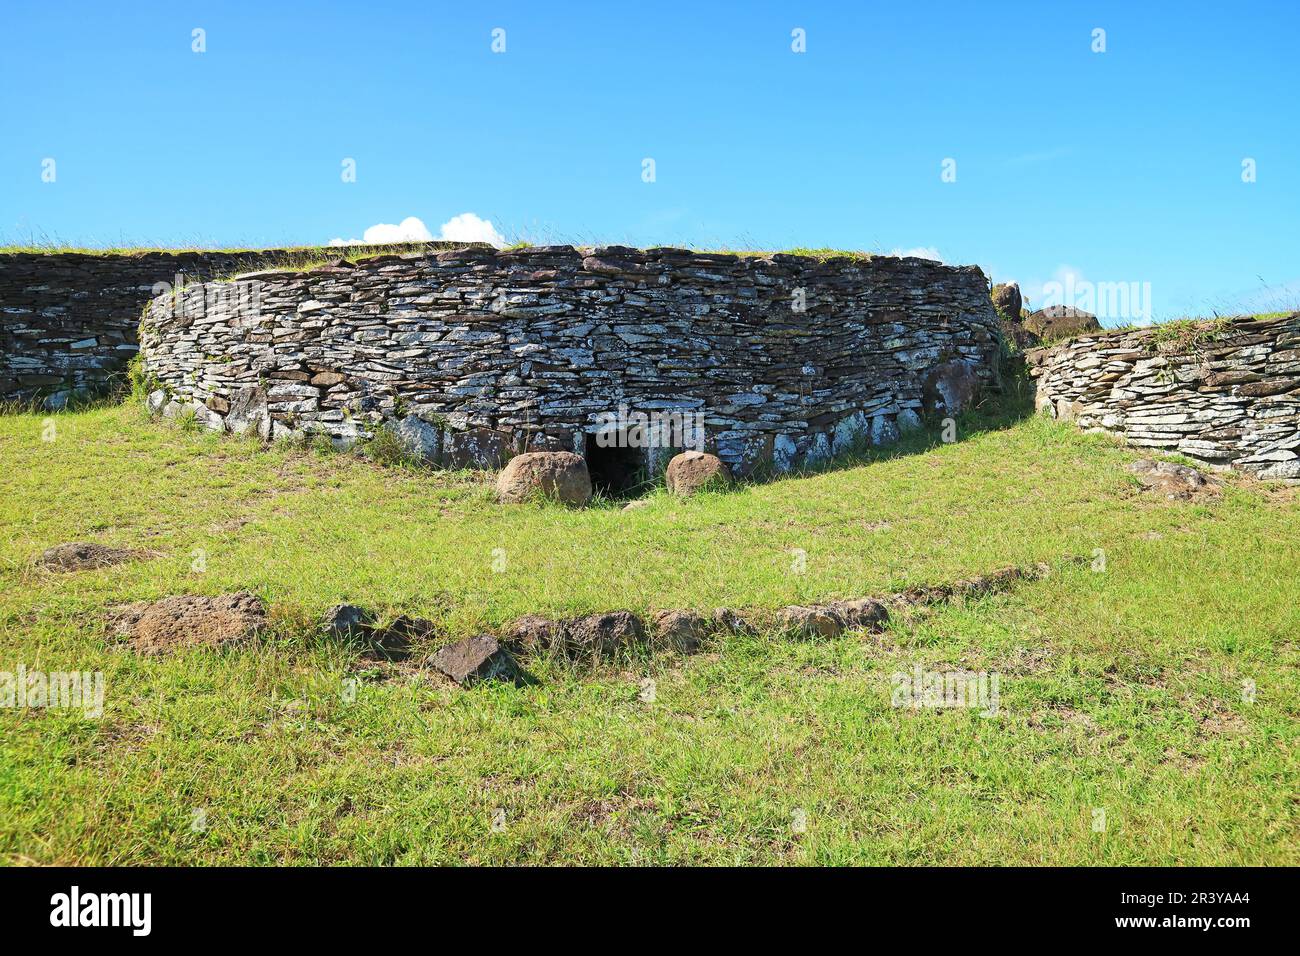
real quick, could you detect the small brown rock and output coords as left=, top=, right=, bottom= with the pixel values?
left=665, top=451, right=731, bottom=496
left=368, top=614, right=435, bottom=660
left=504, top=614, right=562, bottom=654
left=778, top=605, right=844, bottom=639
left=829, top=597, right=890, bottom=632
left=712, top=607, right=755, bottom=635
left=432, top=634, right=516, bottom=685
left=565, top=611, right=645, bottom=658
left=652, top=610, right=707, bottom=653
left=39, top=542, right=154, bottom=572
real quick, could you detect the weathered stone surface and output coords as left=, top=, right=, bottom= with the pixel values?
left=321, top=603, right=374, bottom=639
left=922, top=359, right=982, bottom=416
left=778, top=605, right=844, bottom=639
left=665, top=451, right=731, bottom=495
left=503, top=614, right=562, bottom=654
left=1030, top=314, right=1300, bottom=480
left=496, top=451, right=592, bottom=505
left=133, top=247, right=1002, bottom=475
left=991, top=282, right=1022, bottom=321
left=564, top=610, right=645, bottom=657
left=444, top=428, right=512, bottom=470
left=432, top=634, right=516, bottom=685
left=0, top=243, right=474, bottom=407
left=367, top=614, right=435, bottom=660
left=38, top=541, right=154, bottom=572
left=712, top=607, right=755, bottom=635
left=226, top=386, right=270, bottom=438
left=392, top=414, right=441, bottom=463
left=828, top=597, right=890, bottom=631
left=1024, top=305, right=1102, bottom=340
left=1128, top=458, right=1220, bottom=499
left=108, top=592, right=266, bottom=655
left=652, top=610, right=708, bottom=653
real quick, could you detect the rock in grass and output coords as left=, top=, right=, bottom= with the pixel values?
left=828, top=598, right=889, bottom=632
left=432, top=634, right=517, bottom=685
left=321, top=603, right=374, bottom=640
left=778, top=605, right=844, bottom=639
left=109, top=592, right=266, bottom=655
left=39, top=541, right=155, bottom=572
left=496, top=451, right=592, bottom=505
left=503, top=614, right=562, bottom=654
left=565, top=611, right=645, bottom=658
left=665, top=451, right=731, bottom=496
left=367, top=614, right=435, bottom=660
left=652, top=610, right=707, bottom=653
left=225, top=385, right=271, bottom=438
left=392, top=414, right=441, bottom=463
left=1128, top=458, right=1219, bottom=500
left=711, top=607, right=755, bottom=635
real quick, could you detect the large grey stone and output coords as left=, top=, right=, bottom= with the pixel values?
left=225, top=386, right=270, bottom=439
left=392, top=413, right=441, bottom=463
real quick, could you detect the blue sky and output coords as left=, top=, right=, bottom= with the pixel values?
left=2, top=0, right=1297, bottom=322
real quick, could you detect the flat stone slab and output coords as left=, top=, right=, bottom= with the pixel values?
left=38, top=541, right=156, bottom=572
left=432, top=634, right=517, bottom=684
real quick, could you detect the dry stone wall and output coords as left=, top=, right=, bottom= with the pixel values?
left=0, top=244, right=467, bottom=406
left=139, top=245, right=1003, bottom=475
left=1027, top=313, right=1300, bottom=480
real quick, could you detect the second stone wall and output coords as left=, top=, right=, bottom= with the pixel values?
left=1027, top=313, right=1300, bottom=479
left=0, top=243, right=469, bottom=406
left=140, top=245, right=1003, bottom=475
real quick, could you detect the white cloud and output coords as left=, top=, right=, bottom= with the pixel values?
left=889, top=246, right=943, bottom=262
left=329, top=216, right=433, bottom=246
left=437, top=212, right=506, bottom=247
left=328, top=212, right=505, bottom=248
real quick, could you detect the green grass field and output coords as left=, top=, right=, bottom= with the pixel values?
left=1, top=398, right=1297, bottom=865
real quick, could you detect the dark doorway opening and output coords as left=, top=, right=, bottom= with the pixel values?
left=585, top=439, right=644, bottom=498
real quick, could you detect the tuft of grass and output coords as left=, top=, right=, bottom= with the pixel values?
left=1144, top=316, right=1235, bottom=355
left=361, top=423, right=425, bottom=470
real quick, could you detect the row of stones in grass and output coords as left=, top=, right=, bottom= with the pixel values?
left=1027, top=313, right=1300, bottom=480
left=0, top=242, right=470, bottom=407
left=139, top=244, right=1002, bottom=477
left=99, top=560, right=1069, bottom=687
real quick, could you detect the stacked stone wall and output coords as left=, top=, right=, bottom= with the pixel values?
left=0, top=243, right=467, bottom=406
left=139, top=245, right=1002, bottom=474
left=1028, top=313, right=1300, bottom=479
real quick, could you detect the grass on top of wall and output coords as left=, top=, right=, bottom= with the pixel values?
left=1048, top=311, right=1297, bottom=348
left=1, top=395, right=1297, bottom=865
